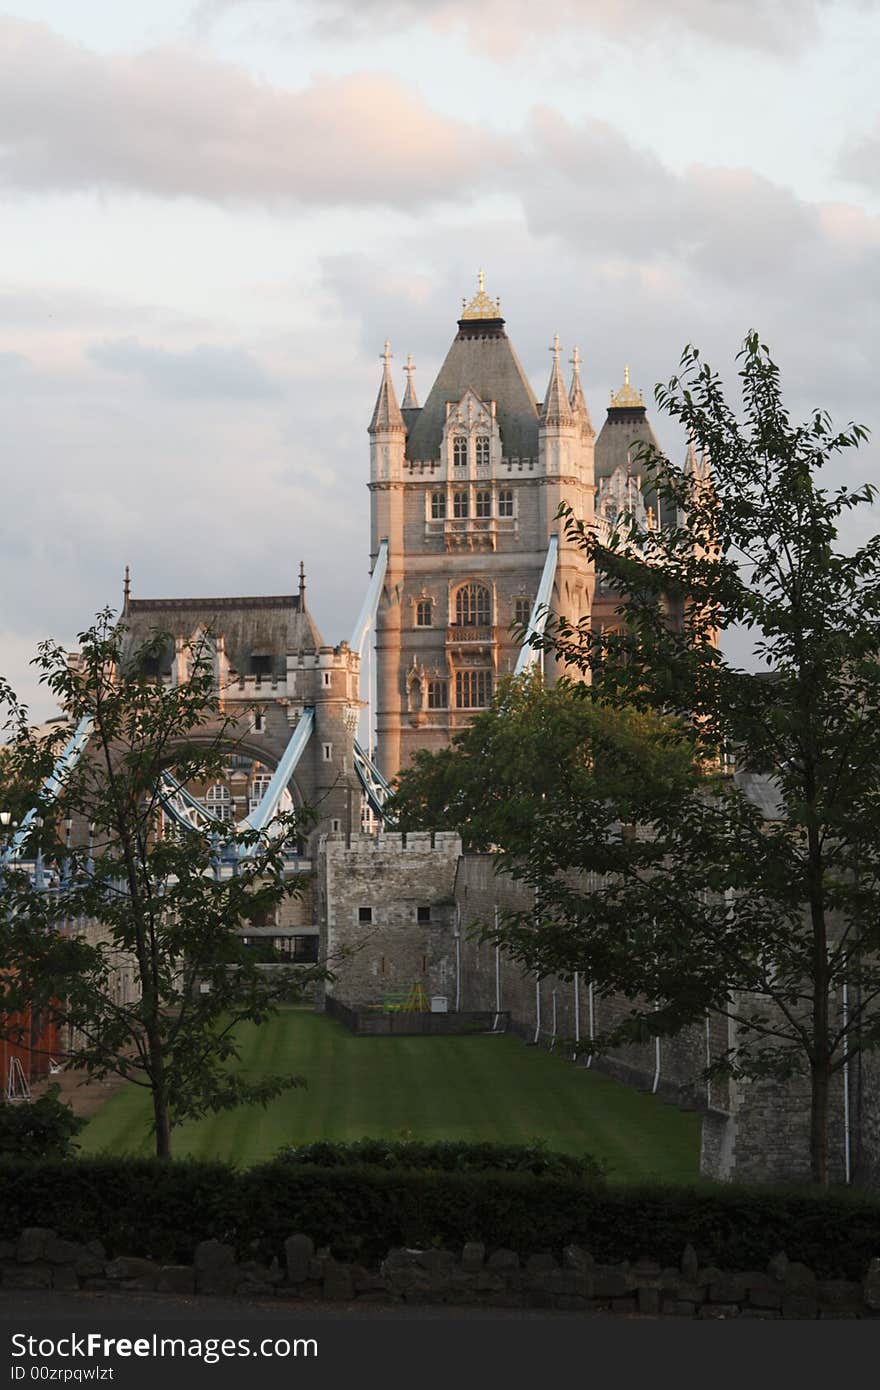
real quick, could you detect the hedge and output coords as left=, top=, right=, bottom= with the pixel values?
left=1, top=1157, right=879, bottom=1277
left=274, top=1138, right=605, bottom=1180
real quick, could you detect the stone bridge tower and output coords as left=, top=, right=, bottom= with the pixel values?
left=368, top=276, right=597, bottom=782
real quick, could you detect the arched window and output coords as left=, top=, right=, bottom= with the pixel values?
left=498, top=489, right=514, bottom=517
left=204, top=784, right=232, bottom=823
left=515, top=596, right=532, bottom=627
left=453, top=436, right=468, bottom=468
left=475, top=436, right=490, bottom=467
left=430, top=491, right=446, bottom=519
left=416, top=600, right=432, bottom=627
left=455, top=583, right=492, bottom=627
left=453, top=491, right=469, bottom=518
left=475, top=490, right=491, bottom=518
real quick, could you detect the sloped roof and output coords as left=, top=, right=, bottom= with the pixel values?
left=123, top=594, right=323, bottom=680
left=405, top=318, right=539, bottom=462
left=595, top=404, right=675, bottom=524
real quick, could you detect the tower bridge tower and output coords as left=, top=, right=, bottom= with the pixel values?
left=368, top=277, right=597, bottom=782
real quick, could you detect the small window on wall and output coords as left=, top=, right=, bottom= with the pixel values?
left=453, top=491, right=469, bottom=519
left=475, top=490, right=491, bottom=518
left=359, top=906, right=373, bottom=924
left=428, top=680, right=448, bottom=709
left=416, top=600, right=433, bottom=627
left=475, top=436, right=490, bottom=467
left=250, top=654, right=272, bottom=677
left=417, top=905, right=432, bottom=924
left=498, top=489, right=514, bottom=517
left=453, top=436, right=468, bottom=468
left=253, top=711, right=264, bottom=732
left=515, top=596, right=532, bottom=628
left=249, top=773, right=272, bottom=814
left=430, top=491, right=446, bottom=519
left=292, top=935, right=319, bottom=964
left=204, top=784, right=232, bottom=823
left=322, top=743, right=333, bottom=761
left=456, top=669, right=493, bottom=708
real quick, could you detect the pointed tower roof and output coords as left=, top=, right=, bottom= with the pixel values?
left=368, top=341, right=405, bottom=434
left=540, top=334, right=574, bottom=428
left=405, top=275, right=539, bottom=461
left=568, top=345, right=594, bottom=437
left=402, top=353, right=419, bottom=409
left=595, top=363, right=675, bottom=525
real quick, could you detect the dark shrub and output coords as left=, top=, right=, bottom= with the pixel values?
left=0, top=1086, right=85, bottom=1159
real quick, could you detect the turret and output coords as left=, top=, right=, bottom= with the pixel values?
left=368, top=341, right=406, bottom=488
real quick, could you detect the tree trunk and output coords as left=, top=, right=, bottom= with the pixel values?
left=147, top=1033, right=172, bottom=1159
left=809, top=1057, right=829, bottom=1187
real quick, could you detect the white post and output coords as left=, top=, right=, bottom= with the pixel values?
left=533, top=976, right=541, bottom=1044
left=587, top=979, right=595, bottom=1067
left=573, top=972, right=580, bottom=1061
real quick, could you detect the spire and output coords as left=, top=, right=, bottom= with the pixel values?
left=368, top=340, right=405, bottom=434
left=123, top=564, right=130, bottom=612
left=540, top=333, right=574, bottom=427
left=568, top=345, right=593, bottom=436
left=402, top=353, right=419, bottom=409
left=460, top=269, right=502, bottom=321
left=298, top=559, right=306, bottom=609
left=610, top=364, right=644, bottom=410
left=684, top=433, right=698, bottom=476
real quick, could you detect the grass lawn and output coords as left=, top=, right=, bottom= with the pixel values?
left=79, top=1006, right=702, bottom=1183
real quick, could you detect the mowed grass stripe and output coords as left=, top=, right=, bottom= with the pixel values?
left=79, top=1008, right=701, bottom=1181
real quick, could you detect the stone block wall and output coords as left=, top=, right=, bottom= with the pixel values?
left=6, top=1226, right=880, bottom=1318
left=319, top=832, right=461, bottom=1005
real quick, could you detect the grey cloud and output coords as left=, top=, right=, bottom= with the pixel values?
left=0, top=19, right=511, bottom=207
left=87, top=337, right=280, bottom=400
left=837, top=127, right=880, bottom=193
left=193, top=0, right=870, bottom=55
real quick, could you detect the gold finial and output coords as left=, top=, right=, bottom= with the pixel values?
left=461, top=271, right=501, bottom=320
left=610, top=363, right=643, bottom=408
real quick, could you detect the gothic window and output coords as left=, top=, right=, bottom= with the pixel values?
left=515, top=596, right=532, bottom=627
left=416, top=600, right=433, bottom=627
left=498, top=489, right=514, bottom=517
left=249, top=772, right=272, bottom=815
left=428, top=679, right=448, bottom=709
left=455, top=583, right=491, bottom=626
left=456, top=669, right=493, bottom=708
left=204, top=784, right=232, bottom=823
left=453, top=491, right=469, bottom=519
left=453, top=436, right=468, bottom=468
left=430, top=491, right=446, bottom=519
left=475, top=436, right=490, bottom=467
left=475, top=490, right=491, bottom=518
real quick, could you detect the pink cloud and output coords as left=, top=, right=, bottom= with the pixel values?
left=0, top=19, right=511, bottom=208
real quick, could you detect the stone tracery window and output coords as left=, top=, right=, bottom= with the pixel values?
left=475, top=436, right=490, bottom=467
left=453, top=436, right=468, bottom=468
left=455, top=583, right=492, bottom=627
left=475, top=490, right=491, bottom=518
left=430, top=491, right=446, bottom=519
left=456, top=669, right=493, bottom=708
left=416, top=599, right=433, bottom=627
left=498, top=489, right=514, bottom=517
left=453, top=491, right=469, bottom=519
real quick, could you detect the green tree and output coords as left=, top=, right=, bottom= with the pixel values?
left=0, top=612, right=322, bottom=1159
left=393, top=336, right=879, bottom=1186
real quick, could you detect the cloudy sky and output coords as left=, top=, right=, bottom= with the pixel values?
left=2, top=0, right=878, bottom=718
